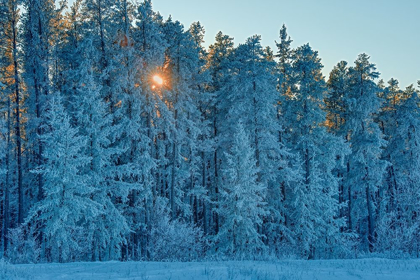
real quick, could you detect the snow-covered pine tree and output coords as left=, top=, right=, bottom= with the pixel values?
left=116, top=0, right=167, bottom=259
left=376, top=86, right=420, bottom=256
left=217, top=122, right=266, bottom=258
left=161, top=18, right=208, bottom=222
left=81, top=0, right=113, bottom=72
left=375, top=78, right=404, bottom=237
left=272, top=25, right=306, bottom=251
left=206, top=31, right=235, bottom=235
left=57, top=0, right=85, bottom=118
left=325, top=61, right=351, bottom=234
left=221, top=35, right=280, bottom=186
left=74, top=41, right=132, bottom=261
left=2, top=0, right=24, bottom=226
left=221, top=35, right=298, bottom=252
left=106, top=0, right=153, bottom=261
left=284, top=44, right=348, bottom=258
left=275, top=24, right=295, bottom=103
left=26, top=94, right=96, bottom=262
left=326, top=61, right=349, bottom=132
left=22, top=2, right=65, bottom=227
left=188, top=21, right=213, bottom=232
left=107, top=0, right=136, bottom=110
left=344, top=53, right=388, bottom=252
left=276, top=25, right=298, bottom=143
left=0, top=2, right=14, bottom=255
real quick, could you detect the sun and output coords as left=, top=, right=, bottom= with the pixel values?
left=153, top=75, right=164, bottom=86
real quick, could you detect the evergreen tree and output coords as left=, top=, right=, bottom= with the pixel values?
left=221, top=35, right=280, bottom=185
left=57, top=0, right=85, bottom=117
left=326, top=61, right=349, bottom=132
left=326, top=61, right=351, bottom=231
left=217, top=122, right=266, bottom=257
left=344, top=54, right=388, bottom=251
left=275, top=24, right=294, bottom=100
left=81, top=0, right=114, bottom=72
left=188, top=21, right=212, bottom=232
left=221, top=35, right=298, bottom=251
left=275, top=24, right=297, bottom=139
left=2, top=0, right=24, bottom=225
left=0, top=106, right=5, bottom=171
left=117, top=0, right=166, bottom=259
left=74, top=42, right=132, bottom=261
left=284, top=44, right=348, bottom=258
left=161, top=18, right=208, bottom=221
left=22, top=0, right=63, bottom=210
left=206, top=31, right=234, bottom=235
left=107, top=5, right=151, bottom=260
left=26, top=95, right=95, bottom=262
left=376, top=87, right=420, bottom=255
left=0, top=2, right=14, bottom=254
left=272, top=25, right=304, bottom=250
left=375, top=78, right=403, bottom=233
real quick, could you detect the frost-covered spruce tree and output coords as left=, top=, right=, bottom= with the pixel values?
left=188, top=21, right=213, bottom=232
left=326, top=61, right=349, bottom=132
left=275, top=24, right=296, bottom=126
left=276, top=24, right=294, bottom=98
left=344, top=54, right=388, bottom=252
left=2, top=0, right=24, bottom=226
left=221, top=35, right=281, bottom=191
left=220, top=35, right=297, bottom=251
left=108, top=1, right=153, bottom=261
left=161, top=18, right=208, bottom=221
left=284, top=44, right=348, bottom=258
left=276, top=25, right=299, bottom=143
left=217, top=122, right=266, bottom=258
left=81, top=0, right=113, bottom=71
left=0, top=1, right=17, bottom=254
left=206, top=31, right=235, bottom=235
left=26, top=94, right=96, bottom=263
left=132, top=0, right=167, bottom=200
left=22, top=0, right=62, bottom=206
left=83, top=0, right=125, bottom=123
left=57, top=0, right=85, bottom=118
left=375, top=79, right=403, bottom=231
left=376, top=87, right=420, bottom=255
left=109, top=0, right=167, bottom=260
left=107, top=0, right=136, bottom=111
left=325, top=61, right=351, bottom=230
left=74, top=41, right=132, bottom=261
left=272, top=25, right=306, bottom=251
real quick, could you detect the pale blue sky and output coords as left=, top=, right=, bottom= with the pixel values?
left=70, top=0, right=420, bottom=88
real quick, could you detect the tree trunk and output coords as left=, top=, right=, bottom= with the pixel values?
left=11, top=2, right=23, bottom=224
left=347, top=161, right=353, bottom=231
left=2, top=98, right=11, bottom=254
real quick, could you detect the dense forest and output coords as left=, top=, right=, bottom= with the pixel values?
left=0, top=0, right=419, bottom=263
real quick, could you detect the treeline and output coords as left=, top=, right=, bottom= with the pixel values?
left=0, top=0, right=419, bottom=263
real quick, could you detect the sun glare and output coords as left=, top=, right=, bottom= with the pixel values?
left=153, top=75, right=163, bottom=86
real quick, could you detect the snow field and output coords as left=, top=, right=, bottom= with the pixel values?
left=2, top=258, right=420, bottom=280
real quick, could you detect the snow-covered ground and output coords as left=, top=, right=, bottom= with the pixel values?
left=2, top=258, right=420, bottom=280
